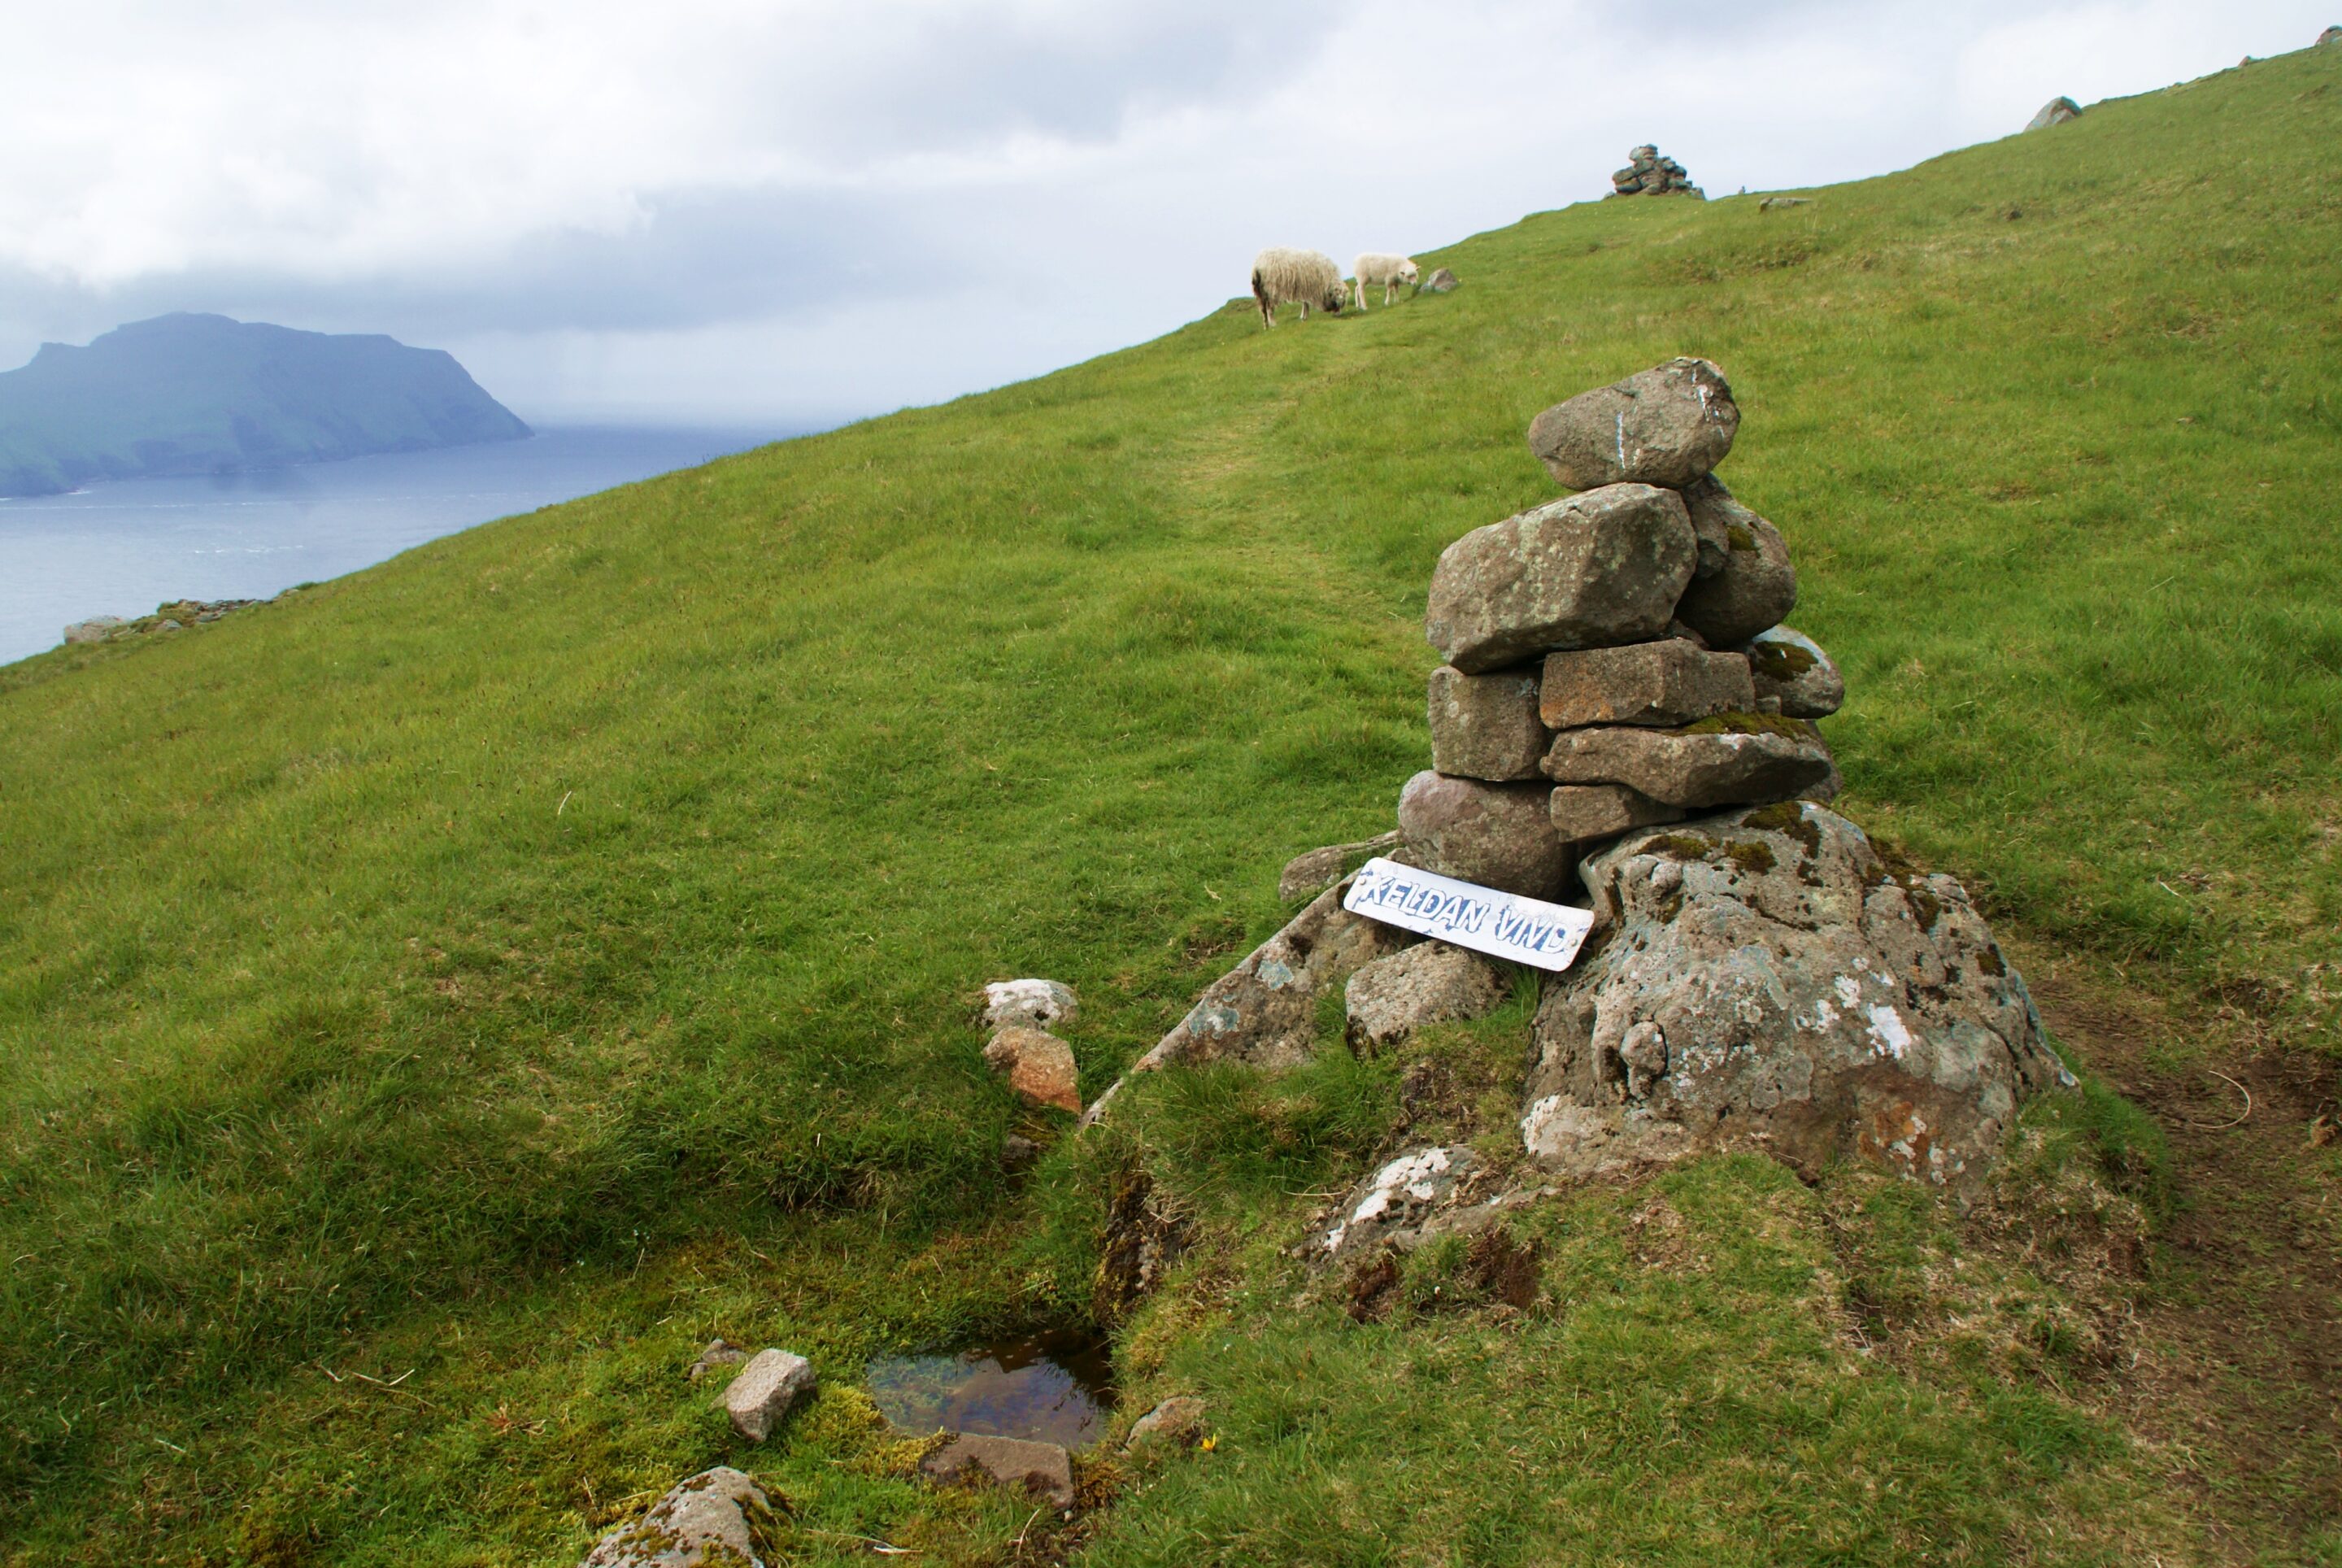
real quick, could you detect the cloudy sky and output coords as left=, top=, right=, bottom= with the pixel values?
left=2, top=0, right=2329, bottom=427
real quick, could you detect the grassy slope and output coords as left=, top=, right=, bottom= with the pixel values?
left=2, top=46, right=2339, bottom=1566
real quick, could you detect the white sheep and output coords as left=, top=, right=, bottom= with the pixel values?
left=1250, top=247, right=1346, bottom=328
left=1352, top=253, right=1421, bottom=309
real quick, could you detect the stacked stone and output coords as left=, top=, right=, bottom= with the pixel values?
left=1608, top=145, right=1703, bottom=199
left=1398, top=358, right=1845, bottom=900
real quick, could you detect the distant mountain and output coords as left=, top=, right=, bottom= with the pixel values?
left=0, top=313, right=529, bottom=497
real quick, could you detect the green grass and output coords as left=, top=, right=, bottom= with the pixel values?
left=3, top=43, right=2340, bottom=1564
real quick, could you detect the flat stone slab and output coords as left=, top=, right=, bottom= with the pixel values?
left=1398, top=770, right=1570, bottom=899
left=1424, top=485, right=1696, bottom=673
left=1526, top=358, right=1739, bottom=490
left=1539, top=640, right=1753, bottom=730
left=1542, top=721, right=1837, bottom=809
left=721, top=1348, right=816, bottom=1442
left=1741, top=625, right=1844, bottom=719
left=1429, top=664, right=1548, bottom=781
left=1549, top=783, right=1686, bottom=852
left=921, top=1433, right=1075, bottom=1509
left=580, top=1466, right=777, bottom=1567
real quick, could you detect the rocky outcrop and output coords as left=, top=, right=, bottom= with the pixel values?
left=1521, top=802, right=2070, bottom=1187
left=1344, top=941, right=1511, bottom=1050
left=1423, top=485, right=1698, bottom=671
left=721, top=1349, right=816, bottom=1442
left=1608, top=145, right=1703, bottom=198
left=580, top=1467, right=779, bottom=1567
left=1526, top=359, right=1739, bottom=492
left=1421, top=268, right=1460, bottom=293
left=921, top=1433, right=1075, bottom=1509
left=60, top=595, right=271, bottom=649
left=2026, top=97, right=2081, bottom=131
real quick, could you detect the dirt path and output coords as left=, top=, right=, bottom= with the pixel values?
left=2033, top=978, right=2340, bottom=1561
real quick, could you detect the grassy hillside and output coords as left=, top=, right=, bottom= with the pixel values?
left=3, top=45, right=2339, bottom=1566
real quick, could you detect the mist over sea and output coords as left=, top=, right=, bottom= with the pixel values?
left=0, top=425, right=800, bottom=665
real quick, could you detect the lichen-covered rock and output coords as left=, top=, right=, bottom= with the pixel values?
left=721, top=1349, right=816, bottom=1442
left=1549, top=783, right=1685, bottom=856
left=1670, top=477, right=1797, bottom=647
left=1740, top=626, right=1844, bottom=719
left=1344, top=941, right=1512, bottom=1050
left=62, top=616, right=125, bottom=645
left=982, top=978, right=1078, bottom=1031
left=1526, top=359, right=1738, bottom=491
left=581, top=1466, right=779, bottom=1567
left=1429, top=664, right=1548, bottom=781
left=1278, top=831, right=1405, bottom=902
left=921, top=1434, right=1075, bottom=1509
left=983, top=1026, right=1083, bottom=1114
left=1319, top=1146, right=1484, bottom=1258
left=1424, top=484, right=1698, bottom=673
left=1539, top=640, right=1754, bottom=730
left=1127, top=879, right=1413, bottom=1074
left=1421, top=267, right=1460, bottom=293
left=1397, top=770, right=1570, bottom=898
left=1521, top=802, right=2070, bottom=1187
left=1541, top=719, right=1838, bottom=809
left=2026, top=96, right=2081, bottom=131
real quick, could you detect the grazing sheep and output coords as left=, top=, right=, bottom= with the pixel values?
left=1251, top=247, right=1346, bottom=328
left=1352, top=253, right=1421, bottom=309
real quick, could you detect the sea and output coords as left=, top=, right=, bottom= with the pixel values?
left=0, top=425, right=805, bottom=667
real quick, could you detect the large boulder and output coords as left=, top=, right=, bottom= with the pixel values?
left=2322, top=24, right=2342, bottom=46
left=1424, top=485, right=1698, bottom=673
left=721, top=1349, right=816, bottom=1442
left=62, top=616, right=125, bottom=645
left=1521, top=802, right=2070, bottom=1187
left=1344, top=941, right=1512, bottom=1050
left=1669, top=478, right=1797, bottom=647
left=1397, top=770, right=1570, bottom=898
left=1526, top=359, right=1738, bottom=490
left=1539, top=640, right=1754, bottom=730
left=921, top=1434, right=1075, bottom=1510
left=1428, top=664, right=1549, bottom=781
left=580, top=1467, right=779, bottom=1567
left=2025, top=96, right=2081, bottom=131
left=1740, top=625, right=1844, bottom=719
left=1128, top=879, right=1413, bottom=1074
left=1540, top=718, right=1837, bottom=809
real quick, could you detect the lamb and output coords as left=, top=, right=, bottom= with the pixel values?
left=1352, top=253, right=1421, bottom=309
left=1250, top=247, right=1346, bottom=328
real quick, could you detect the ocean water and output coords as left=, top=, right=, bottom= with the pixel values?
left=0, top=425, right=800, bottom=666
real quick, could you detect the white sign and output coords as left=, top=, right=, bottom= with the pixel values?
left=1343, top=857, right=1595, bottom=972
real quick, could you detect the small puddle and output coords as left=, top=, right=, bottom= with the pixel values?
left=865, top=1330, right=1115, bottom=1449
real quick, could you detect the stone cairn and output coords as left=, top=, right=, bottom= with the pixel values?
left=1608, top=145, right=1703, bottom=199
left=1404, top=357, right=1833, bottom=902
left=1092, top=359, right=2069, bottom=1226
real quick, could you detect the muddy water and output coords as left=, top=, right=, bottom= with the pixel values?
left=865, top=1330, right=1114, bottom=1448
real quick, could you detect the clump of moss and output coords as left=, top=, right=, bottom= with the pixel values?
left=1723, top=840, right=1778, bottom=874
left=1747, top=638, right=1818, bottom=681
left=1630, top=830, right=1774, bottom=875
left=1676, top=712, right=1822, bottom=741
left=1725, top=523, right=1759, bottom=551
left=1905, top=882, right=1946, bottom=930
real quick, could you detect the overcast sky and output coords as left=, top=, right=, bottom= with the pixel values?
left=2, top=0, right=2330, bottom=426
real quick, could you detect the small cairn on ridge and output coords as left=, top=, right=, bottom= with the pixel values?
left=1608, top=145, right=1703, bottom=199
